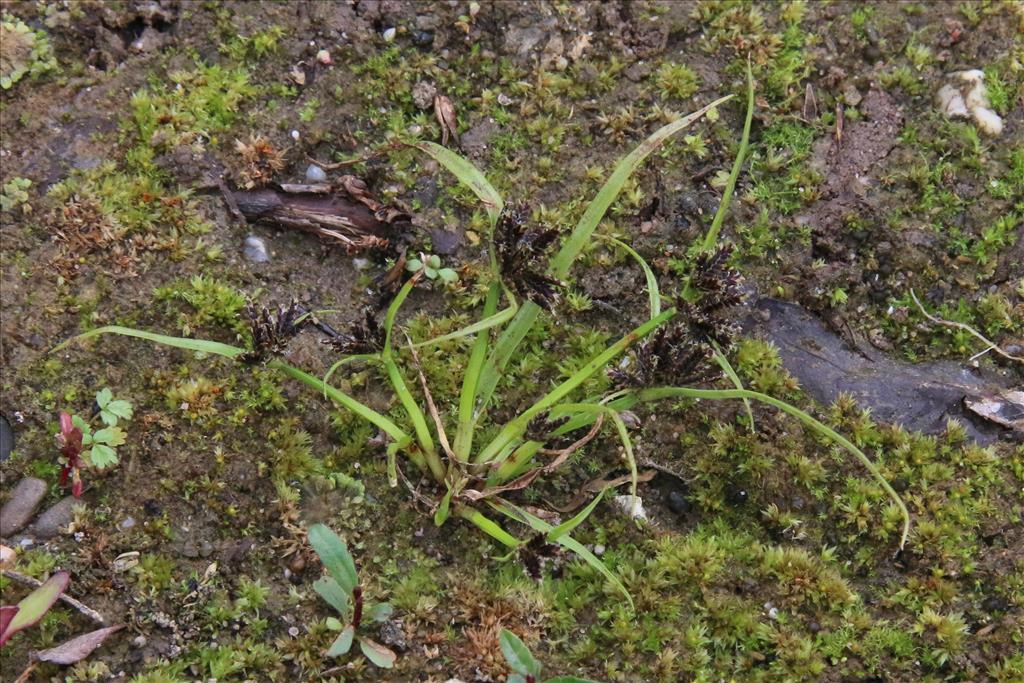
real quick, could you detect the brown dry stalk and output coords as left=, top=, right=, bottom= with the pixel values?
left=909, top=289, right=1022, bottom=363
left=2, top=569, right=106, bottom=625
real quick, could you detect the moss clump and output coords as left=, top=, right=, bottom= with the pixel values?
left=0, top=14, right=56, bottom=90
left=654, top=62, right=701, bottom=101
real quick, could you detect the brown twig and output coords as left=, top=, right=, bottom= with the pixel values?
left=306, top=140, right=403, bottom=170
left=462, top=414, right=609, bottom=502
left=406, top=334, right=455, bottom=460
left=13, top=662, right=37, bottom=683
left=909, top=289, right=1023, bottom=363
left=2, top=570, right=106, bottom=625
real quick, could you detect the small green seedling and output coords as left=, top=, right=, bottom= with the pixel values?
left=307, top=524, right=396, bottom=669
left=58, top=388, right=133, bottom=496
left=499, top=629, right=598, bottom=683
left=406, top=253, right=459, bottom=283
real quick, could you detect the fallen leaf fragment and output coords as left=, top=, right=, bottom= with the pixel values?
left=34, top=625, right=124, bottom=665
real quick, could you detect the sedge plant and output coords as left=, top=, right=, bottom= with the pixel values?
left=53, top=69, right=909, bottom=606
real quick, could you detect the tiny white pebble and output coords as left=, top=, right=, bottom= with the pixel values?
left=291, top=129, right=300, bottom=141
left=593, top=544, right=606, bottom=556
left=305, top=164, right=327, bottom=183
left=382, top=27, right=396, bottom=42
left=288, top=626, right=300, bottom=637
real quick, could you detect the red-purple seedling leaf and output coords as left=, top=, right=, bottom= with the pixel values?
left=0, top=606, right=19, bottom=643
left=0, top=571, right=70, bottom=646
left=34, top=625, right=124, bottom=665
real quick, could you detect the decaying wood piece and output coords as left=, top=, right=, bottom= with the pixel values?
left=231, top=175, right=410, bottom=253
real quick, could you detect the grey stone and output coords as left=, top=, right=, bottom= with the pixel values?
left=666, top=490, right=692, bottom=516
left=30, top=495, right=79, bottom=539
left=1, top=477, right=47, bottom=536
left=305, top=164, right=327, bottom=183
left=379, top=620, right=406, bottom=652
left=243, top=235, right=270, bottom=263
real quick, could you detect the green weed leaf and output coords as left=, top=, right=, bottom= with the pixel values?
left=1, top=571, right=69, bottom=645
left=308, top=524, right=358, bottom=593
left=88, top=444, right=118, bottom=468
left=359, top=637, right=397, bottom=668
left=366, top=602, right=393, bottom=623
left=313, top=576, right=349, bottom=615
left=499, top=629, right=541, bottom=676
left=92, top=427, right=126, bottom=447
left=327, top=625, right=354, bottom=657
left=101, top=399, right=133, bottom=425
left=95, top=388, right=112, bottom=409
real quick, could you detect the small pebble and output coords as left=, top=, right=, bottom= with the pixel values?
left=132, top=635, right=147, bottom=648
left=316, top=49, right=332, bottom=65
left=288, top=626, right=300, bottom=637
left=613, top=495, right=647, bottom=521
left=412, top=30, right=434, bottom=47
left=0, top=477, right=47, bottom=536
left=379, top=620, right=407, bottom=651
left=305, top=164, right=327, bottom=183
left=666, top=490, right=692, bottom=516
left=290, top=129, right=300, bottom=141
left=30, top=496, right=79, bottom=539
left=593, top=544, right=605, bottom=556
left=243, top=235, right=270, bottom=263
left=382, top=27, right=396, bottom=42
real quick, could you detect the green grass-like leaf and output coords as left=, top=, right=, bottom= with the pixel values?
left=491, top=501, right=634, bottom=610
left=701, top=61, right=754, bottom=251
left=602, top=236, right=661, bottom=318
left=635, top=386, right=910, bottom=548
left=411, top=140, right=504, bottom=227
left=52, top=325, right=245, bottom=358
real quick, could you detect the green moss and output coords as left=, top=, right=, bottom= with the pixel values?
left=653, top=62, right=701, bottom=101
left=154, top=274, right=247, bottom=337
left=0, top=14, right=57, bottom=89
left=130, top=62, right=255, bottom=149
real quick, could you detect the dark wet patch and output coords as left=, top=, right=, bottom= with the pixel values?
left=749, top=298, right=1020, bottom=443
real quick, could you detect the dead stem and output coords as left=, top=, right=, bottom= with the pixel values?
left=406, top=334, right=455, bottom=460
left=2, top=569, right=106, bottom=625
left=909, top=289, right=1023, bottom=363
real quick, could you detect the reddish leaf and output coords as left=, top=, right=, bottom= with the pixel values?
left=35, top=625, right=124, bottom=665
left=0, top=606, right=19, bottom=640
left=0, top=572, right=69, bottom=646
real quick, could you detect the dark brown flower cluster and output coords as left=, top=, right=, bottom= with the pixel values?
left=612, top=244, right=744, bottom=388
left=239, top=300, right=309, bottom=364
left=324, top=307, right=384, bottom=355
left=496, top=205, right=562, bottom=310
left=610, top=322, right=717, bottom=387
left=679, top=244, right=744, bottom=349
